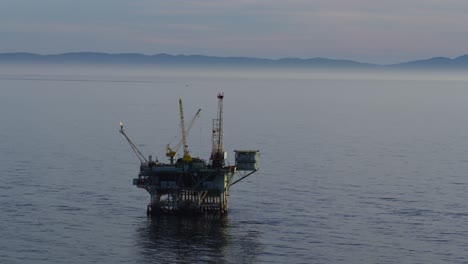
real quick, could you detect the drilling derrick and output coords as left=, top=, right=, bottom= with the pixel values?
left=211, top=93, right=225, bottom=168
left=120, top=93, right=260, bottom=217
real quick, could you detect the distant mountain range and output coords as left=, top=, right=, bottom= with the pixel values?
left=1, top=52, right=468, bottom=69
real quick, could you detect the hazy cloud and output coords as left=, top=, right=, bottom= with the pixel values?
left=1, top=0, right=468, bottom=63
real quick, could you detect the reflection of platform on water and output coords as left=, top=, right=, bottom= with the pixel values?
left=135, top=216, right=262, bottom=263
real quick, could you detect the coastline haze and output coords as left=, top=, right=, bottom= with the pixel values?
left=2, top=52, right=468, bottom=69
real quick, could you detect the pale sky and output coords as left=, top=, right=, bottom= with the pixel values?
left=1, top=0, right=468, bottom=64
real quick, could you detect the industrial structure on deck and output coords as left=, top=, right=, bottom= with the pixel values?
left=119, top=93, right=259, bottom=216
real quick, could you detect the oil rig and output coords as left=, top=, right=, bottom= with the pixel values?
left=119, top=93, right=259, bottom=216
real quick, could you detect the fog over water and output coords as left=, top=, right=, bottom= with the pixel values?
left=1, top=64, right=468, bottom=263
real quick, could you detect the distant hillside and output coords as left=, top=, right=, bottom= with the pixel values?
left=0, top=52, right=376, bottom=68
left=1, top=52, right=468, bottom=69
left=389, top=55, right=468, bottom=69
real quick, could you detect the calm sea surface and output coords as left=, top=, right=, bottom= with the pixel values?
left=2, top=65, right=468, bottom=263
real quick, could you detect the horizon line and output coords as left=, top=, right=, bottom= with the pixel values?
left=1, top=51, right=467, bottom=67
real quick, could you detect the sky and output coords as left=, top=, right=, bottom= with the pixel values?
left=1, top=0, right=468, bottom=64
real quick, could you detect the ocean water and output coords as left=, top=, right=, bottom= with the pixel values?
left=2, top=65, right=468, bottom=263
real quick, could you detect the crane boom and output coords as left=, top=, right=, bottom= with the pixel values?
left=166, top=108, right=201, bottom=164
left=119, top=122, right=148, bottom=164
left=173, top=109, right=201, bottom=153
left=179, top=99, right=192, bottom=162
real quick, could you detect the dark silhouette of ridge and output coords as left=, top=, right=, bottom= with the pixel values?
left=389, top=56, right=464, bottom=69
left=1, top=52, right=468, bottom=69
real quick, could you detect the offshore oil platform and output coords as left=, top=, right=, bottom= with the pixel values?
left=119, top=93, right=259, bottom=216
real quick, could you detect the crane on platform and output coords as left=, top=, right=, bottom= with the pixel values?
left=179, top=99, right=194, bottom=162
left=119, top=122, right=148, bottom=164
left=166, top=107, right=201, bottom=164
